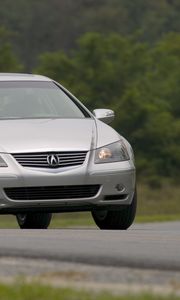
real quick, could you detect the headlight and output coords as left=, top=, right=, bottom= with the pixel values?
left=0, top=156, right=8, bottom=167
left=95, top=141, right=130, bottom=164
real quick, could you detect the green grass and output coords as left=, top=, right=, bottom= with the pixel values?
left=136, top=214, right=180, bottom=223
left=0, top=182, right=179, bottom=229
left=50, top=212, right=95, bottom=228
left=135, top=182, right=180, bottom=223
left=0, top=215, right=18, bottom=229
left=0, top=282, right=179, bottom=300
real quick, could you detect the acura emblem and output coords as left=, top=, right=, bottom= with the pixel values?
left=47, top=154, right=59, bottom=167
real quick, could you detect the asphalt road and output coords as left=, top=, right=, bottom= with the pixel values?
left=0, top=222, right=180, bottom=271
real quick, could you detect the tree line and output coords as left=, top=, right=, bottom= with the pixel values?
left=0, top=0, right=179, bottom=69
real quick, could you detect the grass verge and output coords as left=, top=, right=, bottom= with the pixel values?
left=0, top=282, right=180, bottom=300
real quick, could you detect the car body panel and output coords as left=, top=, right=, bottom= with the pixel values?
left=0, top=73, right=51, bottom=82
left=0, top=119, right=96, bottom=153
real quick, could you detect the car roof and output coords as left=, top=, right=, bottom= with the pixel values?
left=0, top=73, right=51, bottom=82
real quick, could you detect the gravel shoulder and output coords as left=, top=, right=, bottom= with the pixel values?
left=0, top=257, right=180, bottom=296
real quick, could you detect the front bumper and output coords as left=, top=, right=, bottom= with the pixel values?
left=0, top=152, right=136, bottom=214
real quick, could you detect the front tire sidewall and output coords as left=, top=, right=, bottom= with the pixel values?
left=16, top=212, right=52, bottom=229
left=92, top=189, right=137, bottom=230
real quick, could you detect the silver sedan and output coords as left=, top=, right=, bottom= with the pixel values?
left=0, top=73, right=136, bottom=229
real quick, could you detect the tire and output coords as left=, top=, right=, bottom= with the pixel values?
left=92, top=189, right=137, bottom=230
left=16, top=212, right=52, bottom=229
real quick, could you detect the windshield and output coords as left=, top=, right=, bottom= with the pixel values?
left=0, top=81, right=87, bottom=119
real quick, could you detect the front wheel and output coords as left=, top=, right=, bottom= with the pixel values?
left=92, top=190, right=137, bottom=230
left=16, top=212, right=52, bottom=229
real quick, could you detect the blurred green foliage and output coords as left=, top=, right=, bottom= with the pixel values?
left=0, top=282, right=180, bottom=300
left=0, top=0, right=180, bottom=68
left=0, top=27, right=22, bottom=72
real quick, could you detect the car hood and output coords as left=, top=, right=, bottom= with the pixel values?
left=0, top=118, right=97, bottom=153
left=0, top=118, right=120, bottom=153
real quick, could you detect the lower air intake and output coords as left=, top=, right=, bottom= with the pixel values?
left=4, top=185, right=100, bottom=201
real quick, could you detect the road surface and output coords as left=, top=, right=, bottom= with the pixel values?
left=0, top=221, right=180, bottom=271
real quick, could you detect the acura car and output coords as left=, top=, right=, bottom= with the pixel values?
left=0, top=73, right=136, bottom=229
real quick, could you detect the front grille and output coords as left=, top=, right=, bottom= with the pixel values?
left=4, top=185, right=100, bottom=200
left=12, top=151, right=87, bottom=168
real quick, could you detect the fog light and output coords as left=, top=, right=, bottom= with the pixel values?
left=115, top=184, right=125, bottom=192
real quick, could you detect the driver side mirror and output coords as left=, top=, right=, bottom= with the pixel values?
left=93, top=109, right=115, bottom=125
